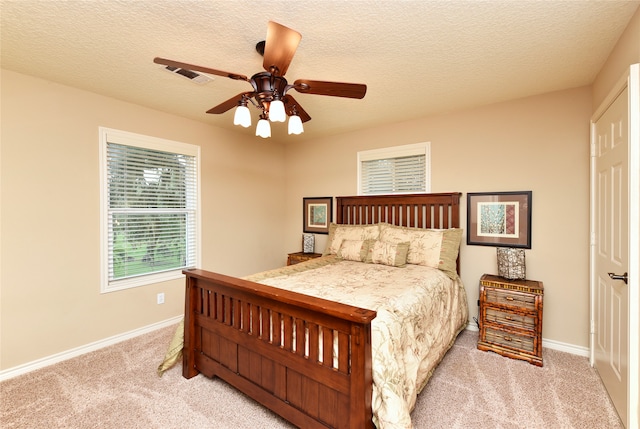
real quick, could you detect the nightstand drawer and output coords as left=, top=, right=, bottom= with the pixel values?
left=485, top=288, right=536, bottom=311
left=484, top=327, right=535, bottom=354
left=485, top=308, right=535, bottom=330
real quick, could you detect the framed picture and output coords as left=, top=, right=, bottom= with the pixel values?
left=303, top=197, right=332, bottom=234
left=467, top=191, right=532, bottom=248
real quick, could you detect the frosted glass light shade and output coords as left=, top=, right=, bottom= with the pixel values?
left=269, top=99, right=286, bottom=122
left=288, top=115, right=304, bottom=135
left=233, top=105, right=251, bottom=128
left=255, top=118, right=271, bottom=138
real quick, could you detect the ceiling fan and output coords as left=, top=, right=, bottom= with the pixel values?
left=154, top=21, right=367, bottom=137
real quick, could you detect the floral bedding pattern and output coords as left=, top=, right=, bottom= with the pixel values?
left=246, top=256, right=469, bottom=429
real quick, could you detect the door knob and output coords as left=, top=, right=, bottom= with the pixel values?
left=608, top=272, right=628, bottom=285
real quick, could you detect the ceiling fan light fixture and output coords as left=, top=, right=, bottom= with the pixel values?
left=256, top=117, right=271, bottom=138
left=288, top=114, right=304, bottom=135
left=233, top=104, right=251, bottom=128
left=269, top=99, right=286, bottom=122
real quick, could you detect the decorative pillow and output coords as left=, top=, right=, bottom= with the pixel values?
left=378, top=223, right=462, bottom=278
left=366, top=240, right=409, bottom=267
left=323, top=223, right=380, bottom=256
left=337, top=239, right=371, bottom=262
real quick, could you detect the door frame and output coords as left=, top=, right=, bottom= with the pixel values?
left=590, top=63, right=639, bottom=428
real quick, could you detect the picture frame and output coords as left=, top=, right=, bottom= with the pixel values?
left=467, top=191, right=532, bottom=248
left=303, top=197, right=333, bottom=234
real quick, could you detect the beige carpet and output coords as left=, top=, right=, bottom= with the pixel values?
left=1, top=325, right=622, bottom=429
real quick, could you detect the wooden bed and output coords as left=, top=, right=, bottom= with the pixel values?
left=181, top=192, right=462, bottom=429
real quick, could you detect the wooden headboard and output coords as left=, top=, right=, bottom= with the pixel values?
left=336, top=192, right=461, bottom=229
left=336, top=192, right=462, bottom=273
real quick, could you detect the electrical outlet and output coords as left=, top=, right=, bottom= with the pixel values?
left=157, top=293, right=165, bottom=304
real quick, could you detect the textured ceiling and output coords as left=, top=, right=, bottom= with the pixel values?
left=1, top=1, right=638, bottom=142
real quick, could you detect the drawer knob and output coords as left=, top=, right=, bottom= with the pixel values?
left=505, top=316, right=513, bottom=321
left=504, top=336, right=513, bottom=342
left=505, top=296, right=514, bottom=301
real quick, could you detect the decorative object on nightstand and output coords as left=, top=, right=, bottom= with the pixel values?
left=287, top=251, right=321, bottom=266
left=477, top=274, right=543, bottom=366
left=496, top=248, right=526, bottom=279
left=302, top=233, right=315, bottom=253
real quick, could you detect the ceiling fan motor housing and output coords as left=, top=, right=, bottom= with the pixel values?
left=251, top=72, right=289, bottom=105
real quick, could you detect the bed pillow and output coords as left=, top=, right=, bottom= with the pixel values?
left=365, top=240, right=409, bottom=267
left=378, top=223, right=463, bottom=277
left=336, top=239, right=371, bottom=262
left=323, top=223, right=381, bottom=256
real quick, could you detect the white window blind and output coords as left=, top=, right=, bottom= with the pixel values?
left=100, top=128, right=200, bottom=292
left=358, top=143, right=430, bottom=195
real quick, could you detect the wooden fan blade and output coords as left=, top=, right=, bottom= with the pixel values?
left=263, top=21, right=301, bottom=77
left=154, top=57, right=248, bottom=81
left=206, top=92, right=253, bottom=114
left=293, top=79, right=367, bottom=99
left=283, top=94, right=311, bottom=123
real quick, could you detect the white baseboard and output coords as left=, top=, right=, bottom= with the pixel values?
left=542, top=337, right=590, bottom=357
left=0, top=315, right=182, bottom=382
left=466, top=321, right=479, bottom=331
left=464, top=323, right=590, bottom=357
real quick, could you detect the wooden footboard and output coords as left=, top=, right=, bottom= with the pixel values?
left=182, top=269, right=377, bottom=429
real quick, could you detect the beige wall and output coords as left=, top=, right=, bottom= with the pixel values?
left=0, top=70, right=286, bottom=370
left=284, top=86, right=592, bottom=348
left=592, top=5, right=640, bottom=109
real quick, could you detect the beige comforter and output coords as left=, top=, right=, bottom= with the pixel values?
left=159, top=256, right=468, bottom=429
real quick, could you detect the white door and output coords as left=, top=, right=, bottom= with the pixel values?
left=590, top=64, right=639, bottom=429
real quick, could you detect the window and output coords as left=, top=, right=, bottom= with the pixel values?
left=100, top=128, right=200, bottom=293
left=357, top=142, right=430, bottom=195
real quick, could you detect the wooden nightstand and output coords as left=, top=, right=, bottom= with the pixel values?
left=287, top=252, right=322, bottom=266
left=477, top=274, right=544, bottom=366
